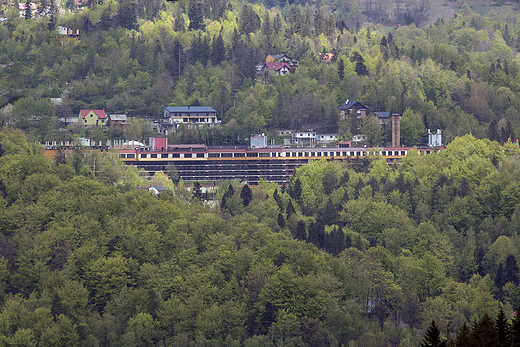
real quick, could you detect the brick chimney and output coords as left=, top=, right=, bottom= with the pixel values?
left=391, top=113, right=400, bottom=147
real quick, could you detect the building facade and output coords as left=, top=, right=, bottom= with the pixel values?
left=79, top=110, right=107, bottom=126
left=162, top=106, right=218, bottom=131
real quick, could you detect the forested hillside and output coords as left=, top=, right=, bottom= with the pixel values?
left=1, top=0, right=520, bottom=145
left=2, top=125, right=520, bottom=345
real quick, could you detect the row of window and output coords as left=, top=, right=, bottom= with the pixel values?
left=172, top=118, right=215, bottom=123
left=121, top=150, right=431, bottom=160
left=168, top=113, right=217, bottom=117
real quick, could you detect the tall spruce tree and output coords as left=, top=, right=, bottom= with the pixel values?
left=454, top=323, right=471, bottom=347
left=295, top=221, right=306, bottom=241
left=24, top=0, right=32, bottom=20
left=421, top=320, right=446, bottom=347
left=277, top=212, right=285, bottom=228
left=240, top=184, right=252, bottom=207
left=496, top=306, right=510, bottom=347
left=273, top=189, right=283, bottom=211
left=286, top=199, right=295, bottom=218
left=472, top=313, right=498, bottom=347
left=211, top=33, right=225, bottom=65
left=338, top=58, right=345, bottom=80
left=188, top=0, right=205, bottom=30
left=511, top=308, right=520, bottom=346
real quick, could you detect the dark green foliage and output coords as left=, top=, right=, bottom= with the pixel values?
left=472, top=313, right=498, bottom=347
left=24, top=0, right=32, bottom=20
left=192, top=181, right=203, bottom=201
left=240, top=184, right=252, bottom=206
left=421, top=320, right=446, bottom=347
left=295, top=220, right=306, bottom=241
left=273, top=188, right=283, bottom=211
left=238, top=4, right=261, bottom=34
left=454, top=323, right=471, bottom=347
left=495, top=306, right=509, bottom=347
left=289, top=178, right=302, bottom=202
left=506, top=255, right=519, bottom=286
left=512, top=308, right=520, bottom=346
left=277, top=212, right=285, bottom=228
left=188, top=0, right=205, bottom=30
left=337, top=58, right=345, bottom=80
left=495, top=263, right=505, bottom=299
left=211, top=33, right=226, bottom=65
left=221, top=182, right=234, bottom=210
left=286, top=199, right=295, bottom=217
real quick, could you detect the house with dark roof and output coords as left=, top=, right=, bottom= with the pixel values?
left=337, top=100, right=367, bottom=120
left=79, top=110, right=107, bottom=127
left=107, top=114, right=128, bottom=127
left=162, top=106, right=219, bottom=132
left=149, top=185, right=167, bottom=197
left=374, top=112, right=391, bottom=129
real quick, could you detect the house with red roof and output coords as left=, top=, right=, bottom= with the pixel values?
left=79, top=110, right=107, bottom=127
left=18, top=2, right=37, bottom=17
left=259, top=62, right=291, bottom=76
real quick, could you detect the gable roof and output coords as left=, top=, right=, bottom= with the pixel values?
left=163, top=106, right=217, bottom=113
left=375, top=112, right=391, bottom=119
left=19, top=3, right=37, bottom=10
left=266, top=63, right=291, bottom=71
left=337, top=100, right=367, bottom=111
left=108, top=114, right=127, bottom=121
left=150, top=185, right=167, bottom=191
left=80, top=109, right=107, bottom=119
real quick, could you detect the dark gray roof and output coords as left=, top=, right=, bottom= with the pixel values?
left=163, top=106, right=217, bottom=113
left=375, top=112, right=391, bottom=118
left=150, top=185, right=167, bottom=191
left=337, top=100, right=367, bottom=111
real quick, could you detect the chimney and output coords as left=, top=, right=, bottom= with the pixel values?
left=391, top=113, right=400, bottom=147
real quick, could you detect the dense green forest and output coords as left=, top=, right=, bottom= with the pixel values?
left=1, top=0, right=520, bottom=145
left=2, top=125, right=520, bottom=345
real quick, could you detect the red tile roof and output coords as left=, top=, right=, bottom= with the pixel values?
left=266, top=63, right=291, bottom=71
left=80, top=110, right=107, bottom=119
left=19, top=3, right=37, bottom=10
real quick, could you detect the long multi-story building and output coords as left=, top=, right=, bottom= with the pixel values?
left=118, top=138, right=437, bottom=185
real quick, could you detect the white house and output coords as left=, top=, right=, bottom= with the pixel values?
left=291, top=131, right=316, bottom=145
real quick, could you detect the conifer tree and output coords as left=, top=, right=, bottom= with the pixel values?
left=24, top=0, right=32, bottom=20
left=338, top=59, right=344, bottom=80
left=277, top=212, right=285, bottom=228
left=421, top=320, right=446, bottom=347
left=289, top=178, right=302, bottom=203
left=286, top=199, right=295, bottom=218
left=472, top=313, right=498, bottom=347
left=506, top=255, right=519, bottom=286
left=488, top=120, right=499, bottom=142
left=192, top=182, right=203, bottom=201
left=211, top=33, right=225, bottom=65
left=273, top=189, right=283, bottom=211
left=295, top=220, right=306, bottom=241
left=454, top=322, right=471, bottom=347
left=188, top=0, right=205, bottom=30
left=511, top=307, right=520, bottom=346
left=496, top=306, right=510, bottom=347
left=240, top=184, right=252, bottom=207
